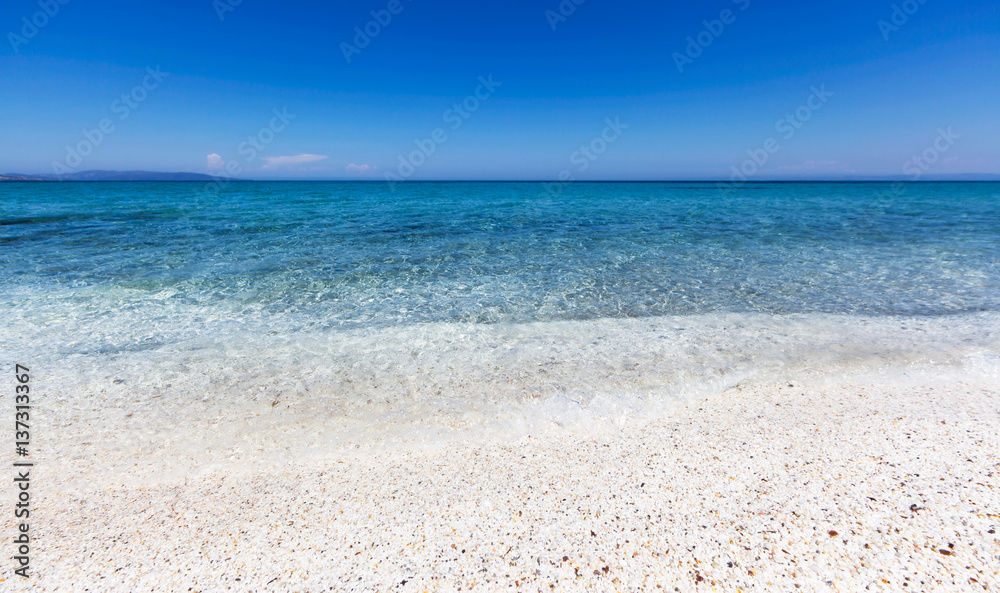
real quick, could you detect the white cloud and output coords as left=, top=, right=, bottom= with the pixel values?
left=206, top=153, right=224, bottom=170
left=260, top=154, right=328, bottom=170
left=345, top=163, right=378, bottom=173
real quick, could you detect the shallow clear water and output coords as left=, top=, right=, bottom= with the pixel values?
left=4, top=182, right=1000, bottom=327
left=1, top=181, right=998, bottom=483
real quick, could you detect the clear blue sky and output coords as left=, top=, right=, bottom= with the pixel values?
left=1, top=0, right=997, bottom=180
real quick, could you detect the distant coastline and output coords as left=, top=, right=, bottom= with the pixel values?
left=0, top=170, right=235, bottom=182
left=2, top=171, right=999, bottom=182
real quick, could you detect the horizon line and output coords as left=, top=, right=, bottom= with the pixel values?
left=4, top=178, right=1000, bottom=183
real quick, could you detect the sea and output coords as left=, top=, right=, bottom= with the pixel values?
left=2, top=181, right=999, bottom=485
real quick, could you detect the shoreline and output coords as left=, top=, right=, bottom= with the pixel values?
left=20, top=312, right=1000, bottom=490
left=29, top=377, right=1000, bottom=591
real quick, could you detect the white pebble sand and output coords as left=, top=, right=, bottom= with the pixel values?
left=25, top=379, right=1000, bottom=591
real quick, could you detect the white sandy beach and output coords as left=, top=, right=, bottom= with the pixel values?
left=26, top=375, right=999, bottom=592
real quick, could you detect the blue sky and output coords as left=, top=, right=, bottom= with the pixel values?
left=1, top=0, right=997, bottom=180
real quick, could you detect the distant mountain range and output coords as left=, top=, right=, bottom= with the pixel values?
left=0, top=170, right=234, bottom=181
left=2, top=171, right=999, bottom=182
left=0, top=174, right=43, bottom=181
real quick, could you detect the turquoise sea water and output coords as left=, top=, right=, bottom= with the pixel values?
left=4, top=181, right=1000, bottom=324
left=2, top=181, right=999, bottom=482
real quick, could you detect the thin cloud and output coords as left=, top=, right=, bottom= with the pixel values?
left=260, top=154, right=328, bottom=170
left=776, top=160, right=845, bottom=172
left=206, top=153, right=224, bottom=170
left=346, top=163, right=378, bottom=173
